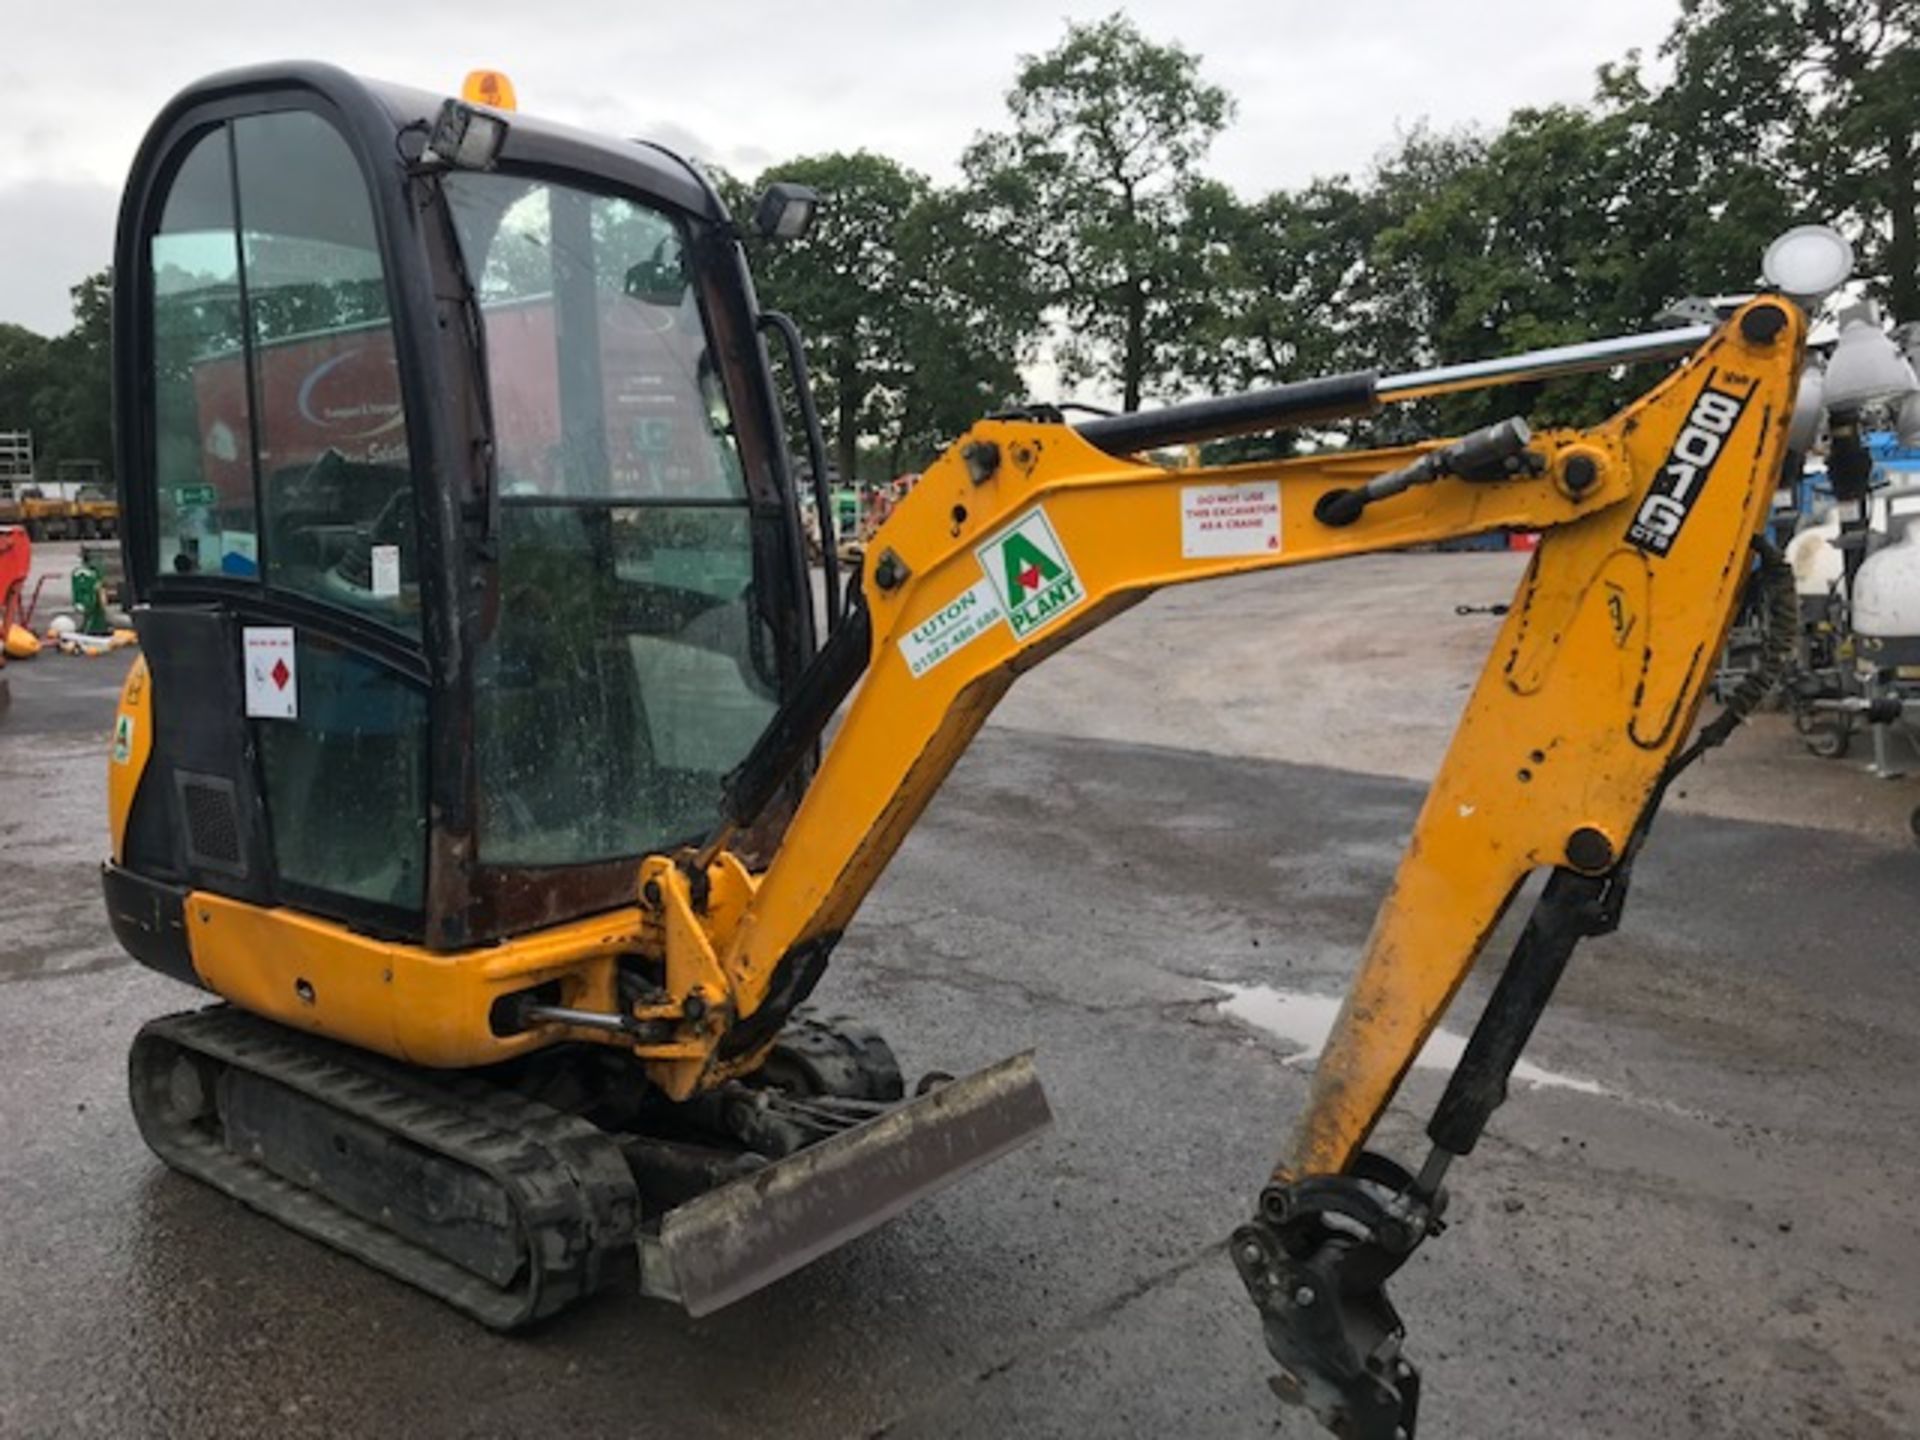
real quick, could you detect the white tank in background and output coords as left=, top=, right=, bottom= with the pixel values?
left=1853, top=488, right=1920, bottom=664
left=1787, top=511, right=1845, bottom=621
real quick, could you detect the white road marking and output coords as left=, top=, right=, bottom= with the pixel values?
left=1207, top=981, right=1608, bottom=1096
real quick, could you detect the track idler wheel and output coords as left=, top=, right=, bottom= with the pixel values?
left=758, top=1011, right=905, bottom=1102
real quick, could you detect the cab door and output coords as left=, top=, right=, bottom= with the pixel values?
left=120, top=100, right=434, bottom=937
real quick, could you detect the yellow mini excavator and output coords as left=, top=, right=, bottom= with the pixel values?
left=104, top=65, right=1843, bottom=1438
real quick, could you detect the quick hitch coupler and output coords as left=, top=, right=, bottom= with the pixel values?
left=1232, top=1152, right=1440, bottom=1440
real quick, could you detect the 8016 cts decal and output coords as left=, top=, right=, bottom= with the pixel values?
left=1625, top=373, right=1756, bottom=556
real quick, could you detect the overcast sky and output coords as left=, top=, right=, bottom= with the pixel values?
left=0, top=0, right=1681, bottom=336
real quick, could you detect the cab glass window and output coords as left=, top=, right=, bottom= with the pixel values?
left=446, top=176, right=744, bottom=501
left=256, top=636, right=429, bottom=911
left=149, top=129, right=255, bottom=578
left=445, top=174, right=776, bottom=867
left=235, top=110, right=418, bottom=633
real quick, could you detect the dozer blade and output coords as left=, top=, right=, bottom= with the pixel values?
left=642, top=1052, right=1052, bottom=1316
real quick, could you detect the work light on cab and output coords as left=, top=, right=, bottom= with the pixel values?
left=422, top=97, right=508, bottom=169
left=753, top=181, right=819, bottom=241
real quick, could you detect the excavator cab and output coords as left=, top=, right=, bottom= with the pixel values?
left=108, top=64, right=820, bottom=951
left=106, top=65, right=1054, bottom=1328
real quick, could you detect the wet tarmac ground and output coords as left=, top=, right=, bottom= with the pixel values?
left=2, top=556, right=1917, bottom=1439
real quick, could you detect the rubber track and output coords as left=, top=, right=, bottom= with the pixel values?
left=129, top=1006, right=638, bottom=1330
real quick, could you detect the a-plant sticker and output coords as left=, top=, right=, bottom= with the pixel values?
left=976, top=506, right=1086, bottom=640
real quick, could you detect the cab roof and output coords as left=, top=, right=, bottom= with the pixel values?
left=146, top=60, right=728, bottom=224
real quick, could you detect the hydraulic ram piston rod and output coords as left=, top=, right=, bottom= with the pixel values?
left=1075, top=323, right=1714, bottom=455
left=1376, top=324, right=1713, bottom=404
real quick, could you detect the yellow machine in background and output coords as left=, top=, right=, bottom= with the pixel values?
left=104, top=65, right=1833, bottom=1439
left=70, top=485, right=120, bottom=539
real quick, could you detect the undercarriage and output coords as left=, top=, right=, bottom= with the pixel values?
left=131, top=1006, right=1049, bottom=1325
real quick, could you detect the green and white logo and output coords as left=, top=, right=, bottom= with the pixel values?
left=112, top=713, right=135, bottom=766
left=975, top=506, right=1085, bottom=640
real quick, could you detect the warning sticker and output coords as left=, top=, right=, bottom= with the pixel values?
left=242, top=626, right=298, bottom=720
left=371, top=544, right=402, bottom=598
left=1180, top=481, right=1281, bottom=558
left=975, top=506, right=1085, bottom=640
left=897, top=578, right=1006, bottom=677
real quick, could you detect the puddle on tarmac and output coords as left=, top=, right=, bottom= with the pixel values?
left=1207, top=981, right=1608, bottom=1096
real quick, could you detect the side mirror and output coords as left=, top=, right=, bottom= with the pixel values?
left=752, top=182, right=819, bottom=242
left=624, top=237, right=690, bottom=306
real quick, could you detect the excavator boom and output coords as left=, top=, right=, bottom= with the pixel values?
left=640, top=296, right=1803, bottom=1430
left=657, top=299, right=1801, bottom=1090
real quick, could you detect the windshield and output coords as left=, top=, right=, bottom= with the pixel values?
left=446, top=175, right=744, bottom=501
left=445, top=173, right=778, bottom=869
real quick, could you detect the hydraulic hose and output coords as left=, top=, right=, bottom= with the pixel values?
left=1672, top=535, right=1797, bottom=769
left=1618, top=534, right=1796, bottom=875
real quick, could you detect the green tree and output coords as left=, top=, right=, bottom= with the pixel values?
left=883, top=189, right=1037, bottom=471
left=964, top=13, right=1232, bottom=411
left=736, top=157, right=1038, bottom=479
left=1359, top=112, right=1654, bottom=430
left=1657, top=0, right=1920, bottom=315
left=744, top=152, right=929, bottom=484
left=1161, top=7, right=1916, bottom=446
left=1347, top=89, right=1809, bottom=434
left=1179, top=177, right=1394, bottom=393
left=40, top=270, right=114, bottom=469
left=0, top=270, right=113, bottom=478
left=0, top=324, right=55, bottom=440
